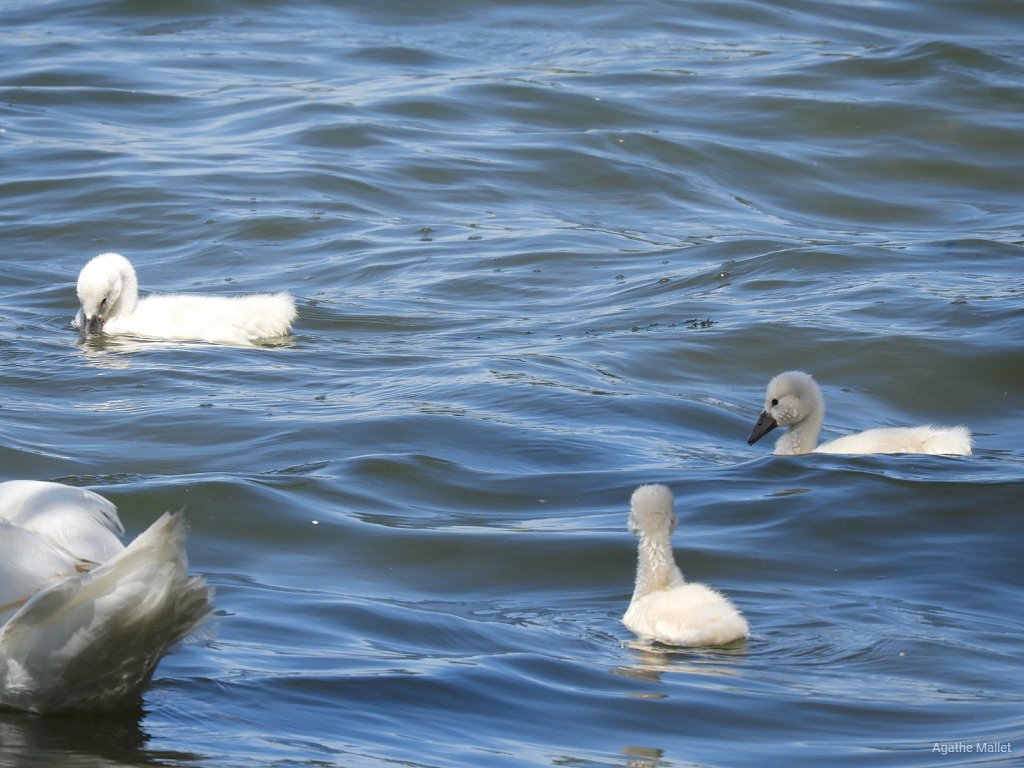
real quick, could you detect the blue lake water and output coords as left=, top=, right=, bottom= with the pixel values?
left=2, top=0, right=1023, bottom=766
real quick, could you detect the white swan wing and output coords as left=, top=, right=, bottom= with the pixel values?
left=624, top=584, right=748, bottom=646
left=116, top=292, right=296, bottom=344
left=0, top=522, right=80, bottom=623
left=0, top=512, right=213, bottom=713
left=0, top=480, right=124, bottom=565
left=816, top=425, right=973, bottom=455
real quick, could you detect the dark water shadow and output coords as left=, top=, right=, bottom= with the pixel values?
left=0, top=708, right=201, bottom=768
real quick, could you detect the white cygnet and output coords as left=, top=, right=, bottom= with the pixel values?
left=0, top=480, right=212, bottom=714
left=748, top=370, right=972, bottom=456
left=623, top=484, right=749, bottom=647
left=75, top=252, right=296, bottom=346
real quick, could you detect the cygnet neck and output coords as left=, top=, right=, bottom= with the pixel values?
left=773, top=374, right=826, bottom=455
left=110, top=258, right=140, bottom=319
left=778, top=408, right=824, bottom=455
left=633, top=531, right=685, bottom=598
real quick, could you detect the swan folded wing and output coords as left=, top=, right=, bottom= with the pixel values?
left=0, top=512, right=213, bottom=713
left=815, top=425, right=973, bottom=455
left=0, top=481, right=124, bottom=565
left=119, top=292, right=296, bottom=344
left=624, top=584, right=749, bottom=647
left=0, top=521, right=83, bottom=624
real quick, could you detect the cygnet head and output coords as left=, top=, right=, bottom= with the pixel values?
left=76, top=252, right=138, bottom=334
left=747, top=370, right=824, bottom=447
left=628, top=484, right=677, bottom=540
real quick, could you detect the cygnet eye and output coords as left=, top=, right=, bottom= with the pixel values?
left=771, top=398, right=779, bottom=407
left=99, top=297, right=108, bottom=309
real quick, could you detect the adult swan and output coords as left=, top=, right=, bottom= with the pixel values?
left=0, top=480, right=212, bottom=713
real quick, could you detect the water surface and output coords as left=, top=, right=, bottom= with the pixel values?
left=1, top=1, right=1022, bottom=766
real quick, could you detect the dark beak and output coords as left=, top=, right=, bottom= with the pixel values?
left=747, top=410, right=778, bottom=446
left=86, top=315, right=104, bottom=335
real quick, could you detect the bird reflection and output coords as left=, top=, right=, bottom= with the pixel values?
left=0, top=708, right=147, bottom=763
left=613, top=638, right=747, bottom=687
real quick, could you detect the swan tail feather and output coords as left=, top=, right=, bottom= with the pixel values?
left=0, top=512, right=212, bottom=713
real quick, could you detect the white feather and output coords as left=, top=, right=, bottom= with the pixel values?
left=623, top=484, right=748, bottom=647
left=748, top=371, right=972, bottom=456
left=75, top=252, right=296, bottom=346
left=0, top=481, right=212, bottom=713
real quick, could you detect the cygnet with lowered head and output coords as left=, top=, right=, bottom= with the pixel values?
left=747, top=370, right=972, bottom=456
left=623, top=484, right=748, bottom=647
left=75, top=252, right=296, bottom=346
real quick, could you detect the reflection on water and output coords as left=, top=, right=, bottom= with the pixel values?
left=614, top=640, right=747, bottom=690
left=0, top=709, right=154, bottom=767
left=76, top=335, right=297, bottom=362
